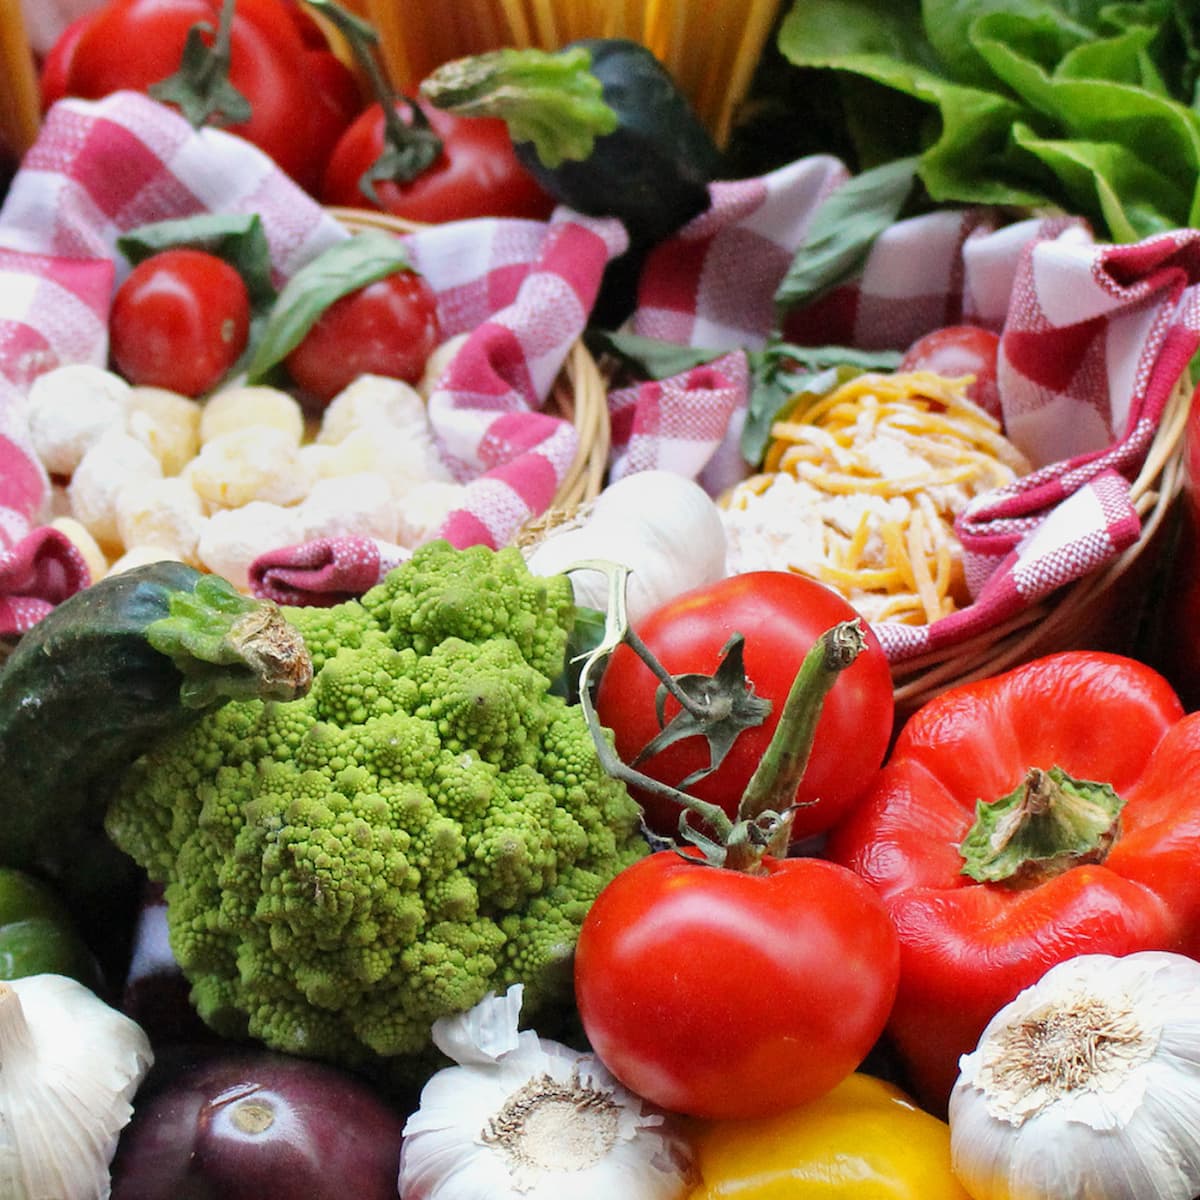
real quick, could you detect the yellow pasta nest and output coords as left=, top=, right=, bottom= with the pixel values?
left=720, top=370, right=1031, bottom=626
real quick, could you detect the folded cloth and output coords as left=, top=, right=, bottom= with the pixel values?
left=612, top=168, right=1200, bottom=663
left=0, top=91, right=627, bottom=623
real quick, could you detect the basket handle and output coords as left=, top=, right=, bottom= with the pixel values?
left=0, top=0, right=41, bottom=162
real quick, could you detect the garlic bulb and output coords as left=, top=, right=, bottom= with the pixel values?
left=524, top=470, right=727, bottom=624
left=949, top=951, right=1200, bottom=1200
left=0, top=973, right=154, bottom=1200
left=397, top=985, right=695, bottom=1200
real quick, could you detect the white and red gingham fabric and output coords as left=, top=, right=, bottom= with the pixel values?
left=0, top=91, right=626, bottom=625
left=609, top=164, right=1200, bottom=663
left=4, top=92, right=1199, bottom=663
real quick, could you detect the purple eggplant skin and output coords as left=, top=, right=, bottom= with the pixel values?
left=109, top=1046, right=407, bottom=1200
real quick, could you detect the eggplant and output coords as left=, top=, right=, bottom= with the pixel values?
left=420, top=39, right=721, bottom=321
left=109, top=1047, right=406, bottom=1199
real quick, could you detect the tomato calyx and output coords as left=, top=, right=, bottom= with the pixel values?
left=629, top=633, right=772, bottom=788
left=307, top=0, right=442, bottom=204
left=576, top=561, right=865, bottom=873
left=959, top=765, right=1126, bottom=889
left=148, top=0, right=252, bottom=130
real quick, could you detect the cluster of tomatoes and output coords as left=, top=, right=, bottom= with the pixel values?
left=38, top=0, right=556, bottom=221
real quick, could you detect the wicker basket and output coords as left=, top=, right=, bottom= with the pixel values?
left=330, top=206, right=611, bottom=512
left=889, top=371, right=1192, bottom=719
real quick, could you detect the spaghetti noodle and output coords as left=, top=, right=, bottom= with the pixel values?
left=361, top=0, right=783, bottom=144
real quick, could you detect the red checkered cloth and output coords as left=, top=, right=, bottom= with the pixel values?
left=0, top=91, right=626, bottom=629
left=612, top=161, right=1200, bottom=663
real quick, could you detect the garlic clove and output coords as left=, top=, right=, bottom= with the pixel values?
left=0, top=975, right=153, bottom=1200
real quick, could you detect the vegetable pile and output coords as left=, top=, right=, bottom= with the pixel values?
left=12, top=3, right=1200, bottom=1199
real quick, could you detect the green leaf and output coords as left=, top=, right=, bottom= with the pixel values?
left=116, top=212, right=277, bottom=308
left=584, top=330, right=723, bottom=379
left=773, top=156, right=918, bottom=313
left=246, top=231, right=414, bottom=382
left=779, top=0, right=937, bottom=68
left=740, top=346, right=902, bottom=465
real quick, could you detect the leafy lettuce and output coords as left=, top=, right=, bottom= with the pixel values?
left=776, top=0, right=1200, bottom=240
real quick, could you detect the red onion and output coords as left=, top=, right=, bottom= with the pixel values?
left=110, top=1046, right=406, bottom=1199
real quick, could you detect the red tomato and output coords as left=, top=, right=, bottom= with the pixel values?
left=38, top=10, right=95, bottom=111
left=283, top=270, right=441, bottom=405
left=899, top=324, right=1001, bottom=418
left=320, top=99, right=556, bottom=223
left=55, top=0, right=349, bottom=193
left=109, top=248, right=251, bottom=397
left=574, top=850, right=901, bottom=1119
left=594, top=572, right=894, bottom=842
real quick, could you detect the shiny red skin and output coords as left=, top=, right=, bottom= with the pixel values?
left=109, top=1047, right=405, bottom=1199
left=321, top=99, right=556, bottom=223
left=109, top=248, right=250, bottom=397
left=898, top=324, right=1002, bottom=418
left=55, top=0, right=348, bottom=192
left=574, top=850, right=901, bottom=1120
left=828, top=650, right=1200, bottom=1111
left=593, top=571, right=895, bottom=843
left=283, top=269, right=441, bottom=405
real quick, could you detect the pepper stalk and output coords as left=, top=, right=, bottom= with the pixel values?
left=573, top=560, right=865, bottom=872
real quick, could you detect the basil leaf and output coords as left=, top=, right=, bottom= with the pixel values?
left=741, top=344, right=903, bottom=465
left=585, top=329, right=723, bottom=378
left=116, top=212, right=277, bottom=308
left=247, top=231, right=413, bottom=382
left=773, top=156, right=918, bottom=312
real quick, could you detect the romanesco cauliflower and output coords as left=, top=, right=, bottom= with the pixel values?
left=105, top=540, right=646, bottom=1068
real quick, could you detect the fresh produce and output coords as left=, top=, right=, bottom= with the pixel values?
left=420, top=39, right=720, bottom=252
left=523, top=470, right=728, bottom=626
left=108, top=248, right=252, bottom=397
left=576, top=605, right=900, bottom=1119
left=949, top=951, right=1200, bottom=1200
left=397, top=985, right=695, bottom=1199
left=897, top=323, right=1001, bottom=417
left=685, top=1072, right=970, bottom=1199
left=109, top=1045, right=407, bottom=1199
left=44, top=0, right=362, bottom=193
left=775, top=0, right=1200, bottom=242
left=829, top=650, right=1200, bottom=1110
left=245, top=229, right=441, bottom=407
left=594, top=570, right=894, bottom=842
left=0, top=973, right=153, bottom=1200
left=282, top=265, right=441, bottom=405
left=102, top=541, right=647, bottom=1071
left=0, top=868, right=104, bottom=992
left=0, top=559, right=311, bottom=977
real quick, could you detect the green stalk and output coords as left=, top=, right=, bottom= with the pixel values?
left=146, top=574, right=313, bottom=708
left=420, top=46, right=617, bottom=168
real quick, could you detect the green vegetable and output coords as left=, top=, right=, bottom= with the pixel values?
left=0, top=561, right=312, bottom=981
left=104, top=541, right=647, bottom=1072
left=776, top=0, right=1200, bottom=241
left=421, top=39, right=721, bottom=253
left=0, top=868, right=104, bottom=992
left=0, top=561, right=313, bottom=871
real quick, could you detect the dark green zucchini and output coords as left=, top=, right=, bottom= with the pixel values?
left=420, top=38, right=721, bottom=253
left=0, top=561, right=313, bottom=870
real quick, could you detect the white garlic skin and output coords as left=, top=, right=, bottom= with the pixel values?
left=949, top=951, right=1200, bottom=1200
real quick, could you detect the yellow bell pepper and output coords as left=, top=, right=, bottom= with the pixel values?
left=685, top=1072, right=971, bottom=1199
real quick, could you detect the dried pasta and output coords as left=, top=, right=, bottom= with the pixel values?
left=719, top=371, right=1032, bottom=626
left=361, top=0, right=783, bottom=144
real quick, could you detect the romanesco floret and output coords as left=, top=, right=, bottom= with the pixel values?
left=105, top=540, right=645, bottom=1070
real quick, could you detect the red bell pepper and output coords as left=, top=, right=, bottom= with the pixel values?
left=828, top=650, right=1200, bottom=1112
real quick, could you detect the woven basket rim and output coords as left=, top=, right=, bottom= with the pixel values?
left=331, top=205, right=610, bottom=511
left=890, top=371, right=1193, bottom=710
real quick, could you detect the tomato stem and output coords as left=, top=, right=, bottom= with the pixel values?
left=302, top=0, right=443, bottom=200
left=148, top=0, right=252, bottom=130
left=739, top=620, right=866, bottom=857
